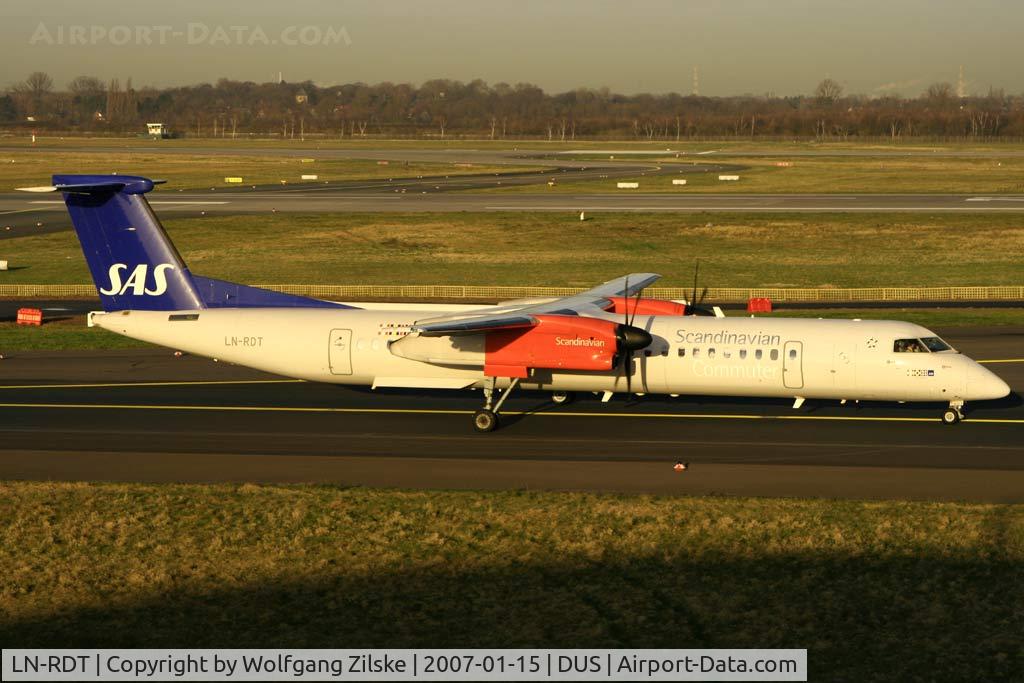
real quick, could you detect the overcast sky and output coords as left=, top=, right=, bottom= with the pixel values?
left=1, top=0, right=1019, bottom=96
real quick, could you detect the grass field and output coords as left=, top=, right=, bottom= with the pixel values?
left=2, top=212, right=1022, bottom=288
left=9, top=135, right=1024, bottom=153
left=0, top=482, right=1020, bottom=680
left=2, top=309, right=1022, bottom=352
left=0, top=150, right=542, bottom=191
left=5, top=138, right=1024, bottom=195
left=495, top=155, right=1024, bottom=194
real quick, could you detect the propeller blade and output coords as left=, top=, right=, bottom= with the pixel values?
left=623, top=275, right=630, bottom=326
left=625, top=353, right=631, bottom=395
left=623, top=276, right=630, bottom=394
left=691, top=259, right=700, bottom=313
left=629, top=284, right=643, bottom=327
left=616, top=324, right=652, bottom=397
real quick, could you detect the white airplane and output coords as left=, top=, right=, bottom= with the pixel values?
left=22, top=174, right=1011, bottom=431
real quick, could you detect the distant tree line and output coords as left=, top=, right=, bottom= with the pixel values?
left=2, top=72, right=1022, bottom=140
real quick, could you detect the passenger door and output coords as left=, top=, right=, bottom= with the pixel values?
left=328, top=329, right=353, bottom=375
left=783, top=340, right=804, bottom=389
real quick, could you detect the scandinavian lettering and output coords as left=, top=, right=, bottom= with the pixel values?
left=675, top=329, right=781, bottom=346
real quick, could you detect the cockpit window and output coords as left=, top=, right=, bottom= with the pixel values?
left=920, top=337, right=953, bottom=352
left=893, top=338, right=928, bottom=353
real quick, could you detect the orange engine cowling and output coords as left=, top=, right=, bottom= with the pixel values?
left=606, top=296, right=686, bottom=317
left=485, top=315, right=623, bottom=378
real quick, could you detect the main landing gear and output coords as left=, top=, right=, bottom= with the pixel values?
left=941, top=400, right=965, bottom=425
left=473, top=377, right=521, bottom=432
left=551, top=390, right=575, bottom=406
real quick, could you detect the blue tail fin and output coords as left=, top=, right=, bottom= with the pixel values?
left=55, top=174, right=204, bottom=311
left=47, top=174, right=347, bottom=312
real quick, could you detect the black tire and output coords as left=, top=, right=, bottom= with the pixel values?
left=941, top=409, right=961, bottom=425
left=551, top=391, right=575, bottom=405
left=473, top=409, right=499, bottom=433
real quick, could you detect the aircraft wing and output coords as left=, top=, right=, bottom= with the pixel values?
left=412, top=273, right=660, bottom=336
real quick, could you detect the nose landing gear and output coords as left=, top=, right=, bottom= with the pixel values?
left=941, top=401, right=965, bottom=425
left=473, top=409, right=499, bottom=432
left=473, top=377, right=521, bottom=432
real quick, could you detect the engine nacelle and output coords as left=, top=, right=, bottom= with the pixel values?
left=606, top=296, right=687, bottom=317
left=485, top=314, right=636, bottom=378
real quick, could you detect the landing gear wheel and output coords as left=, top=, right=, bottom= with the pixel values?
left=551, top=391, right=575, bottom=405
left=941, top=409, right=962, bottom=425
left=473, top=409, right=499, bottom=433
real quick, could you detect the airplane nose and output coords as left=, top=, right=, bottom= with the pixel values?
left=967, top=364, right=1011, bottom=401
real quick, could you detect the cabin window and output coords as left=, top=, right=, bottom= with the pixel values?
left=770, top=349, right=779, bottom=361
left=894, top=338, right=928, bottom=353
left=789, top=348, right=798, bottom=360
left=677, top=348, right=686, bottom=357
left=692, top=348, right=700, bottom=358
left=920, top=337, right=953, bottom=352
left=708, top=348, right=716, bottom=359
left=723, top=350, right=732, bottom=359
left=739, top=349, right=747, bottom=360
left=755, top=349, right=763, bottom=360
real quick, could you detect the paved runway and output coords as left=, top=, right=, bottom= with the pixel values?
left=0, top=327, right=1021, bottom=502
left=5, top=190, right=1024, bottom=238
left=0, top=159, right=730, bottom=237
left=3, top=142, right=1024, bottom=238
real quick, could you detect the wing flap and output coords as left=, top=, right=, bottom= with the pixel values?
left=413, top=314, right=537, bottom=336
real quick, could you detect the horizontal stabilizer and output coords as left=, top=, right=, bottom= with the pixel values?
left=17, top=178, right=166, bottom=195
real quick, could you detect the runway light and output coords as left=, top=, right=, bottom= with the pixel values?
left=673, top=462, right=689, bottom=472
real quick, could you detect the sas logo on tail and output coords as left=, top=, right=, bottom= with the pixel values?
left=99, top=263, right=175, bottom=296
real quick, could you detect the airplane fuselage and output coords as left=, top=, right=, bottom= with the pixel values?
left=91, top=304, right=1009, bottom=405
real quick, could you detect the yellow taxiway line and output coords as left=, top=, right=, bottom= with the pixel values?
left=978, top=359, right=1024, bottom=364
left=0, top=379, right=304, bottom=390
left=0, top=402, right=1021, bottom=424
